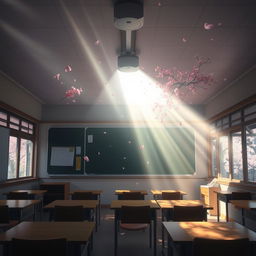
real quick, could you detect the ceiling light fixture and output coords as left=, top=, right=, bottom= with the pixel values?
left=114, top=0, right=143, bottom=72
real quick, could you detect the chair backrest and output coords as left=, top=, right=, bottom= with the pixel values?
left=119, top=192, right=144, bottom=200
left=7, top=192, right=30, bottom=200
left=120, top=206, right=151, bottom=224
left=231, top=192, right=251, bottom=200
left=173, top=205, right=206, bottom=221
left=162, top=192, right=182, bottom=200
left=193, top=237, right=250, bottom=256
left=72, top=192, right=97, bottom=200
left=54, top=205, right=84, bottom=221
left=0, top=205, right=9, bottom=223
left=12, top=238, right=67, bottom=256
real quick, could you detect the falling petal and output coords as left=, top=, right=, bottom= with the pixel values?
left=224, top=78, right=227, bottom=81
left=210, top=38, right=214, bottom=41
left=103, top=131, right=107, bottom=134
left=123, top=157, right=127, bottom=160
left=97, top=152, right=101, bottom=155
left=140, top=145, right=145, bottom=150
left=128, top=140, right=132, bottom=144
left=64, top=65, right=72, bottom=72
left=122, top=167, right=125, bottom=170
left=217, top=22, right=222, bottom=26
left=158, top=2, right=161, bottom=6
left=182, top=37, right=187, bottom=43
left=95, top=40, right=100, bottom=45
left=204, top=23, right=214, bottom=30
left=83, top=156, right=90, bottom=162
left=54, top=73, right=61, bottom=80
left=73, top=79, right=77, bottom=82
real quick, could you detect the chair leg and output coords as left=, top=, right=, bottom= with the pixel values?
left=149, top=223, right=152, bottom=248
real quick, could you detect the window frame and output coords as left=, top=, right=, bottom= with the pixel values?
left=0, top=103, right=38, bottom=182
left=209, top=96, right=256, bottom=186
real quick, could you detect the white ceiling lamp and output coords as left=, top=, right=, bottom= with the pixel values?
left=114, top=0, right=143, bottom=72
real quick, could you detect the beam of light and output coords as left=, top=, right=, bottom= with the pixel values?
left=59, top=1, right=109, bottom=88
left=113, top=69, right=212, bottom=192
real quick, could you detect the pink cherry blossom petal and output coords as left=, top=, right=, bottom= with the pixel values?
left=182, top=37, right=187, bottom=43
left=64, top=65, right=72, bottom=72
left=95, top=40, right=100, bottom=45
left=54, top=73, right=61, bottom=80
left=204, top=23, right=214, bottom=30
left=83, top=156, right=90, bottom=162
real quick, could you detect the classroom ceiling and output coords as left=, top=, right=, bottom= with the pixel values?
left=0, top=0, right=255, bottom=106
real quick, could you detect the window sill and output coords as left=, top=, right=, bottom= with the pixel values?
left=0, top=177, right=39, bottom=188
left=218, top=179, right=256, bottom=191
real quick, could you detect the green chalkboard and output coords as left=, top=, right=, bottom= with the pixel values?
left=85, top=127, right=195, bottom=175
left=47, top=128, right=85, bottom=175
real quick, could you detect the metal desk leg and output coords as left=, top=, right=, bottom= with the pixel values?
left=217, top=193, right=220, bottom=222
left=98, top=195, right=101, bottom=225
left=114, top=210, right=118, bottom=256
left=226, top=201, right=229, bottom=222
left=153, top=210, right=157, bottom=256
left=162, top=209, right=165, bottom=251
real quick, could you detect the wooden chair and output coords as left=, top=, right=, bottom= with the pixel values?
left=119, top=192, right=144, bottom=200
left=54, top=205, right=84, bottom=222
left=162, top=192, right=182, bottom=200
left=7, top=192, right=30, bottom=200
left=193, top=237, right=250, bottom=256
left=72, top=192, right=98, bottom=200
left=119, top=205, right=152, bottom=248
left=11, top=238, right=67, bottom=256
left=0, top=205, right=18, bottom=232
left=172, top=205, right=206, bottom=221
left=231, top=192, right=251, bottom=200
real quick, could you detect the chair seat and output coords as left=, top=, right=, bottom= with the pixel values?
left=120, top=223, right=148, bottom=231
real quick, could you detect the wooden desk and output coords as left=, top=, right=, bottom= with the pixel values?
left=110, top=200, right=159, bottom=256
left=163, top=221, right=256, bottom=256
left=115, top=190, right=148, bottom=200
left=230, top=200, right=256, bottom=225
left=0, top=200, right=40, bottom=221
left=44, top=200, right=99, bottom=230
left=151, top=190, right=187, bottom=199
left=70, top=190, right=102, bottom=225
left=157, top=200, right=212, bottom=251
left=0, top=221, right=95, bottom=256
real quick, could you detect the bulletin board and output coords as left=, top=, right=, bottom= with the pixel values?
left=47, top=128, right=84, bottom=175
left=85, top=127, right=195, bottom=175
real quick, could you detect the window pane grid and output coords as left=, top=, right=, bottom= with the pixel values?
left=231, top=131, right=243, bottom=180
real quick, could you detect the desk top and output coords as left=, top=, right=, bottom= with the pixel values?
left=110, top=200, right=159, bottom=209
left=115, top=190, right=148, bottom=195
left=44, top=200, right=99, bottom=209
left=4, top=190, right=47, bottom=195
left=0, top=221, right=95, bottom=243
left=157, top=200, right=212, bottom=209
left=230, top=200, right=256, bottom=209
left=151, top=190, right=187, bottom=195
left=163, top=221, right=256, bottom=242
left=0, top=200, right=40, bottom=209
left=70, top=190, right=102, bottom=195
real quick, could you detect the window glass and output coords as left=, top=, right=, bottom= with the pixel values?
left=246, top=123, right=256, bottom=182
left=211, top=138, right=217, bottom=177
left=8, top=136, right=18, bottom=179
left=19, top=139, right=33, bottom=177
left=219, top=135, right=229, bottom=178
left=231, top=131, right=243, bottom=180
left=10, top=116, right=19, bottom=124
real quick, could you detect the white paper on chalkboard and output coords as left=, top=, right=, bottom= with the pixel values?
left=88, top=135, right=93, bottom=143
left=50, top=147, right=75, bottom=166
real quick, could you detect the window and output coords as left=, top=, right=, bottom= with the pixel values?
left=0, top=107, right=36, bottom=181
left=8, top=136, right=18, bottom=179
left=219, top=135, right=229, bottom=178
left=211, top=138, right=217, bottom=177
left=231, top=131, right=243, bottom=180
left=246, top=123, right=256, bottom=182
left=19, top=139, right=33, bottom=178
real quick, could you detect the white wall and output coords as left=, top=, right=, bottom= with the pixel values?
left=0, top=72, right=42, bottom=120
left=38, top=122, right=209, bottom=204
left=205, top=66, right=256, bottom=118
